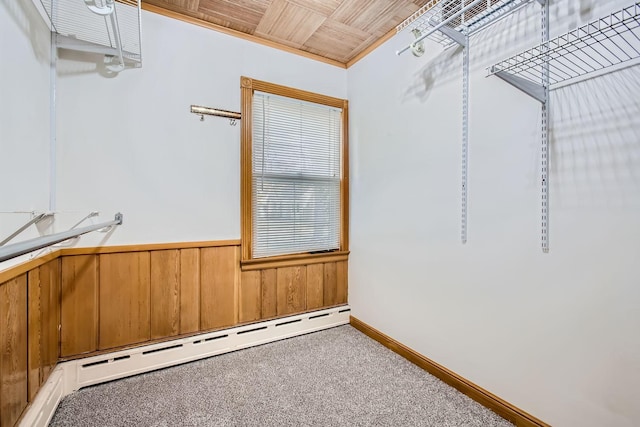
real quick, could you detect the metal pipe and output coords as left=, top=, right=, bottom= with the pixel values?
left=0, top=213, right=123, bottom=263
left=107, top=5, right=125, bottom=72
left=191, top=105, right=242, bottom=120
left=397, top=0, right=486, bottom=55
left=0, top=213, right=53, bottom=247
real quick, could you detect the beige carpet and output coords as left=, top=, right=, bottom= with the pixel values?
left=50, top=325, right=513, bottom=427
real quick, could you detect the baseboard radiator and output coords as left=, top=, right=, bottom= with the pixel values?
left=21, top=306, right=351, bottom=427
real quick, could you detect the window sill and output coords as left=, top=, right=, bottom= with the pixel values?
left=241, top=251, right=349, bottom=271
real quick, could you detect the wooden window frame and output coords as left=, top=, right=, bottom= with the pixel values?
left=240, top=76, right=349, bottom=271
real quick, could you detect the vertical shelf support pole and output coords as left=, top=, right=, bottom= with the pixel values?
left=540, top=0, right=550, bottom=253
left=461, top=30, right=470, bottom=244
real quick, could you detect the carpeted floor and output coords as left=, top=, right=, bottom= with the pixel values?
left=50, top=325, right=513, bottom=427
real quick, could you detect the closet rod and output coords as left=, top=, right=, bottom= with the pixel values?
left=397, top=0, right=486, bottom=55
left=191, top=105, right=241, bottom=120
left=0, top=213, right=54, bottom=247
left=0, top=213, right=123, bottom=263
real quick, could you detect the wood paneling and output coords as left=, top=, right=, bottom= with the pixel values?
left=0, top=251, right=59, bottom=287
left=323, top=262, right=338, bottom=306
left=150, top=250, right=180, bottom=339
left=39, top=260, right=60, bottom=382
left=239, top=271, right=261, bottom=323
left=155, top=0, right=199, bottom=10
left=306, top=263, right=324, bottom=310
left=142, top=0, right=432, bottom=65
left=276, top=266, right=306, bottom=316
left=99, top=252, right=151, bottom=349
left=197, top=0, right=271, bottom=32
left=240, top=250, right=349, bottom=271
left=179, top=249, right=200, bottom=334
left=200, top=247, right=238, bottom=330
left=304, top=19, right=370, bottom=60
left=350, top=317, right=550, bottom=427
left=141, top=4, right=345, bottom=68
left=0, top=275, right=28, bottom=427
left=254, top=0, right=326, bottom=48
left=336, top=260, right=348, bottom=305
left=61, top=239, right=240, bottom=256
left=60, top=255, right=98, bottom=357
left=0, top=239, right=347, bottom=411
left=288, top=0, right=342, bottom=17
left=27, top=269, right=41, bottom=402
left=261, top=268, right=277, bottom=319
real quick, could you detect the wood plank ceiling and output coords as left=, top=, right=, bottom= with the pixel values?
left=141, top=0, right=432, bottom=66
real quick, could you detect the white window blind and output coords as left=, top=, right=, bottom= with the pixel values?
left=252, top=92, right=342, bottom=259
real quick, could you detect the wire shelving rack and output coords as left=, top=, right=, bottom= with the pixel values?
left=39, top=0, right=142, bottom=72
left=489, top=2, right=640, bottom=89
left=487, top=2, right=640, bottom=252
left=397, top=0, right=533, bottom=51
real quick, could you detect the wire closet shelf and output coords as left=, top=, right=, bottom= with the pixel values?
left=40, top=0, right=142, bottom=71
left=396, top=0, right=532, bottom=51
left=488, top=2, right=640, bottom=88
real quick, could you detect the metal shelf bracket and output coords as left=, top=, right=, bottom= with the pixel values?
left=439, top=24, right=468, bottom=46
left=492, top=70, right=546, bottom=103
left=461, top=31, right=470, bottom=244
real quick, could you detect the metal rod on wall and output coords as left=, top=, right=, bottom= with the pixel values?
left=0, top=213, right=123, bottom=263
left=190, top=105, right=241, bottom=120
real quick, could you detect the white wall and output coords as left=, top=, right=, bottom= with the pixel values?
left=2, top=6, right=346, bottom=268
left=347, top=1, right=640, bottom=426
left=52, top=10, right=347, bottom=246
left=0, top=0, right=51, bottom=270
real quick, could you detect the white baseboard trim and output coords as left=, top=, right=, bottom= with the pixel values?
left=20, top=306, right=351, bottom=427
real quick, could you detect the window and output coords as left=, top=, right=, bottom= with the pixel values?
left=240, top=77, right=349, bottom=269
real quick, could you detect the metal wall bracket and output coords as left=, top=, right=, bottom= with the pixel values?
left=438, top=25, right=467, bottom=47
left=493, top=70, right=546, bottom=103
left=540, top=0, right=550, bottom=253
left=461, top=31, right=470, bottom=244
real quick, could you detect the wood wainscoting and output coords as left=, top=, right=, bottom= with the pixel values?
left=0, top=258, right=60, bottom=427
left=0, top=240, right=348, bottom=427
